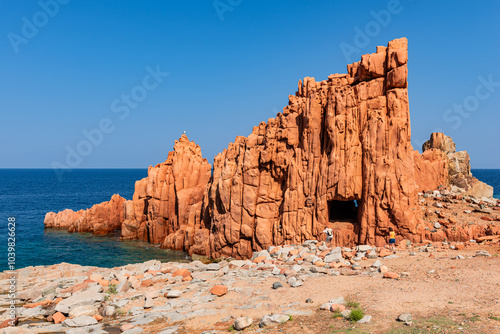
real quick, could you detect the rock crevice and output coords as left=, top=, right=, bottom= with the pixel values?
left=44, top=38, right=495, bottom=259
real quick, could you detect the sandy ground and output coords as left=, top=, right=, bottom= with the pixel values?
left=135, top=244, right=500, bottom=334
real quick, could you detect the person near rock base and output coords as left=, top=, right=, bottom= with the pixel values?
left=388, top=227, right=396, bottom=252
left=323, top=227, right=333, bottom=245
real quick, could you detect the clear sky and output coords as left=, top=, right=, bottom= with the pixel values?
left=1, top=0, right=499, bottom=170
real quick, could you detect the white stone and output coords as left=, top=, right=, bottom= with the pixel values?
left=68, top=305, right=98, bottom=318
left=206, top=263, right=220, bottom=271
left=103, top=305, right=116, bottom=317
left=259, top=314, right=290, bottom=327
left=55, top=288, right=104, bottom=314
left=234, top=316, right=253, bottom=330
left=358, top=315, right=372, bottom=323
left=329, top=297, right=346, bottom=305
left=63, top=315, right=98, bottom=327
left=397, top=313, right=413, bottom=322
left=167, top=290, right=182, bottom=298
left=356, top=245, right=373, bottom=252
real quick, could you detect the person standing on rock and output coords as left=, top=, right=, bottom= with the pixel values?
left=388, top=227, right=396, bottom=252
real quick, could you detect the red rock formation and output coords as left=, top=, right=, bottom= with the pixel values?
left=45, top=38, right=496, bottom=259
left=413, top=149, right=448, bottom=192
left=192, top=37, right=420, bottom=258
left=418, top=132, right=493, bottom=197
left=44, top=194, right=125, bottom=235
left=120, top=134, right=212, bottom=252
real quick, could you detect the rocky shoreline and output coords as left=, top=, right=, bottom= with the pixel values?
left=44, top=38, right=493, bottom=261
left=14, top=37, right=499, bottom=333
left=2, top=224, right=499, bottom=333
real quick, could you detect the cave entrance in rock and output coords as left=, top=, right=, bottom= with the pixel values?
left=328, top=200, right=358, bottom=222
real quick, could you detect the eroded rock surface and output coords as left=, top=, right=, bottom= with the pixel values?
left=44, top=194, right=125, bottom=235
left=198, top=37, right=418, bottom=258
left=421, top=132, right=493, bottom=198
left=44, top=38, right=496, bottom=259
left=120, top=134, right=212, bottom=251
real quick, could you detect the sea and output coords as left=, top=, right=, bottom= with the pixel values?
left=0, top=169, right=188, bottom=272
left=0, top=169, right=499, bottom=272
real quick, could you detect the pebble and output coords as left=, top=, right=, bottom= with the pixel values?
left=272, top=282, right=283, bottom=289
left=287, top=276, right=303, bottom=287
left=341, top=309, right=351, bottom=318
left=475, top=250, right=491, bottom=257
left=259, top=314, right=290, bottom=327
left=167, top=290, right=182, bottom=298
left=63, top=315, right=98, bottom=327
left=103, top=306, right=116, bottom=317
left=358, top=315, right=372, bottom=323
left=329, top=297, right=346, bottom=305
left=320, top=303, right=332, bottom=310
left=397, top=313, right=413, bottom=322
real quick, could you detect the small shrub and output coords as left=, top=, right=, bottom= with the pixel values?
left=349, top=308, right=365, bottom=323
left=345, top=299, right=360, bottom=309
left=470, top=314, right=481, bottom=322
left=332, top=310, right=342, bottom=319
left=228, top=325, right=236, bottom=332
left=107, top=284, right=118, bottom=295
left=490, top=314, right=500, bottom=321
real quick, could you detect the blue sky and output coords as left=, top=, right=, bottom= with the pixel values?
left=1, top=0, right=499, bottom=170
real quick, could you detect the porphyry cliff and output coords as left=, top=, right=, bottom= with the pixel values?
left=44, top=38, right=497, bottom=259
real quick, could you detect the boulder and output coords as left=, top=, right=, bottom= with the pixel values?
left=383, top=272, right=400, bottom=279
left=68, top=305, right=98, bottom=318
left=55, top=288, right=105, bottom=314
left=210, top=285, right=228, bottom=296
left=397, top=313, right=413, bottom=322
left=259, top=314, right=290, bottom=327
left=234, top=316, right=253, bottom=330
left=52, top=312, right=66, bottom=324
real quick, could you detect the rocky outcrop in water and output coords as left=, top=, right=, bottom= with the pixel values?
left=44, top=194, right=125, bottom=235
left=420, top=132, right=493, bottom=198
left=44, top=38, right=496, bottom=259
left=120, top=134, right=212, bottom=251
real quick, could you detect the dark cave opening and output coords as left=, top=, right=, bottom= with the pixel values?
left=328, top=199, right=358, bottom=222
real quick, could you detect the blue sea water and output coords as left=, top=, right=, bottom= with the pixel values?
left=0, top=169, right=188, bottom=272
left=0, top=168, right=498, bottom=271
